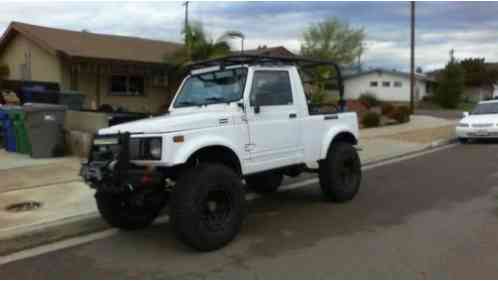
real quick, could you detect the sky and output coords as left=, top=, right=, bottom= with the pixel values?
left=1, top=1, right=498, bottom=72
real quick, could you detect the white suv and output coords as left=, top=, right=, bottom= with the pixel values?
left=81, top=55, right=361, bottom=251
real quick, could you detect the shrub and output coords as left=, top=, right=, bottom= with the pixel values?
left=389, top=106, right=411, bottom=123
left=381, top=102, right=395, bottom=115
left=362, top=111, right=381, bottom=128
left=358, top=92, right=380, bottom=108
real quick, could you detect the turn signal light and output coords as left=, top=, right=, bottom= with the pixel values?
left=173, top=135, right=185, bottom=143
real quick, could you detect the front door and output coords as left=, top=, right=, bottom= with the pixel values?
left=246, top=70, right=300, bottom=171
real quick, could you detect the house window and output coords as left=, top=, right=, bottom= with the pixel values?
left=370, top=81, right=378, bottom=87
left=109, top=75, right=145, bottom=96
left=394, top=81, right=402, bottom=87
left=382, top=81, right=391, bottom=87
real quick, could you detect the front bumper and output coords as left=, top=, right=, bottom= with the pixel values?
left=455, top=126, right=498, bottom=138
left=80, top=133, right=164, bottom=193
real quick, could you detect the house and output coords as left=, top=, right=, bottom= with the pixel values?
left=342, top=68, right=435, bottom=102
left=0, top=21, right=182, bottom=113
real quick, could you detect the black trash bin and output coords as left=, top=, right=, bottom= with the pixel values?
left=23, top=103, right=67, bottom=158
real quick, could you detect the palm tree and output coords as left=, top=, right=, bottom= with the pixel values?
left=169, top=21, right=243, bottom=66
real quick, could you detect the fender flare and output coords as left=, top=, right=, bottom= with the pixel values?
left=320, top=127, right=358, bottom=159
left=171, top=135, right=243, bottom=167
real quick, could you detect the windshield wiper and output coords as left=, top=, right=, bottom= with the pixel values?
left=178, top=101, right=199, bottom=107
left=205, top=97, right=227, bottom=103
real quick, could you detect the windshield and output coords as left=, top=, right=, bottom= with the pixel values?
left=471, top=102, right=498, bottom=115
left=174, top=68, right=247, bottom=108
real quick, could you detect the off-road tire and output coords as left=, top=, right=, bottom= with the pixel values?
left=95, top=192, right=163, bottom=230
left=245, top=172, right=283, bottom=193
left=170, top=163, right=246, bottom=251
left=319, top=142, right=361, bottom=202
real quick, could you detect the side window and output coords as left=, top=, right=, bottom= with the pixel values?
left=250, top=71, right=293, bottom=106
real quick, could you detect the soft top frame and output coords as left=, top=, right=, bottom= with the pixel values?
left=187, top=55, right=345, bottom=111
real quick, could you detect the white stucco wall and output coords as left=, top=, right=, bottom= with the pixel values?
left=344, top=72, right=429, bottom=102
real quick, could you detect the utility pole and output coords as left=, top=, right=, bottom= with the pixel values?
left=410, top=1, right=415, bottom=112
left=183, top=1, right=190, bottom=58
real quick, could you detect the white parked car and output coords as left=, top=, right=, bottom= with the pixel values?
left=456, top=99, right=498, bottom=143
left=80, top=55, right=361, bottom=251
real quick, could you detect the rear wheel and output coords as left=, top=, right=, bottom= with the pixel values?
left=170, top=163, right=246, bottom=251
left=319, top=142, right=361, bottom=202
left=96, top=191, right=164, bottom=230
left=245, top=172, right=283, bottom=193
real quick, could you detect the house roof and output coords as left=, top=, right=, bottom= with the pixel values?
left=232, top=46, right=295, bottom=57
left=344, top=68, right=435, bottom=82
left=0, top=21, right=182, bottom=64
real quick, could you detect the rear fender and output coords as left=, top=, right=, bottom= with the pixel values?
left=320, top=127, right=358, bottom=159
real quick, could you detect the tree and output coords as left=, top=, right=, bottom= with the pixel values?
left=168, top=21, right=241, bottom=66
left=0, top=64, right=9, bottom=78
left=434, top=55, right=465, bottom=109
left=460, top=57, right=498, bottom=87
left=300, top=17, right=365, bottom=64
left=300, top=18, right=365, bottom=104
left=416, top=66, right=423, bottom=74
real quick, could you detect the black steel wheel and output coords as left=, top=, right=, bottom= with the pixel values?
left=319, top=142, right=361, bottom=202
left=170, top=163, right=246, bottom=251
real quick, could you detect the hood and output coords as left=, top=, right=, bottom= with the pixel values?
left=99, top=110, right=233, bottom=135
left=461, top=114, right=498, bottom=124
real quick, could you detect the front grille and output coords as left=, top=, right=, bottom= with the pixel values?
left=91, top=135, right=161, bottom=161
left=472, top=123, right=493, bottom=128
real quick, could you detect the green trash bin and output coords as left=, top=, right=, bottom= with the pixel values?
left=8, top=109, right=31, bottom=154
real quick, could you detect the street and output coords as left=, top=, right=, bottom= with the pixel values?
left=1, top=143, right=498, bottom=279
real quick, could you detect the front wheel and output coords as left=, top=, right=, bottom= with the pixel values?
left=170, top=163, right=246, bottom=251
left=319, top=142, right=362, bottom=202
left=95, top=191, right=164, bottom=230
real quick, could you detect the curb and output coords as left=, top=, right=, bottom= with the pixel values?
left=0, top=137, right=459, bottom=256
left=361, top=137, right=458, bottom=167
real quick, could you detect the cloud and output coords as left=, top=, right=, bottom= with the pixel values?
left=1, top=1, right=498, bottom=72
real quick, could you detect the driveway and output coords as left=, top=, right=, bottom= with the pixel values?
left=2, top=143, right=498, bottom=279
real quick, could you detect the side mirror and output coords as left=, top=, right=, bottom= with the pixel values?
left=463, top=112, right=469, bottom=117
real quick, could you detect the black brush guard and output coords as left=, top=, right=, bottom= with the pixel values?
left=81, top=133, right=163, bottom=193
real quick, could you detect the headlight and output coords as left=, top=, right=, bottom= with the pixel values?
left=458, top=123, right=469, bottom=128
left=149, top=138, right=162, bottom=159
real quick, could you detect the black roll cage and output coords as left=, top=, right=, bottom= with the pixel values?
left=187, top=55, right=346, bottom=112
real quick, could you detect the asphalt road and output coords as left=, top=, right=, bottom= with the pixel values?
left=2, top=143, right=498, bottom=279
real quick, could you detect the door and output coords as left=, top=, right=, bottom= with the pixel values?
left=246, top=70, right=300, bottom=170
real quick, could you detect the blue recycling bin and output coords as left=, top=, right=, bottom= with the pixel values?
left=0, top=109, right=16, bottom=152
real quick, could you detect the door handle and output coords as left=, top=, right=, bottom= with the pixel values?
left=289, top=113, right=297, bottom=119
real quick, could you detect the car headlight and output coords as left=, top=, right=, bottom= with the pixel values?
left=149, top=138, right=162, bottom=160
left=458, top=123, right=469, bottom=128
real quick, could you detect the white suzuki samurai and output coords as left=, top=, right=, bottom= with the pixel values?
left=81, top=55, right=361, bottom=251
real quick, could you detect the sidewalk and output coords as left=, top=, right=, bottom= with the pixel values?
left=0, top=115, right=458, bottom=255
left=359, top=115, right=457, bottom=164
